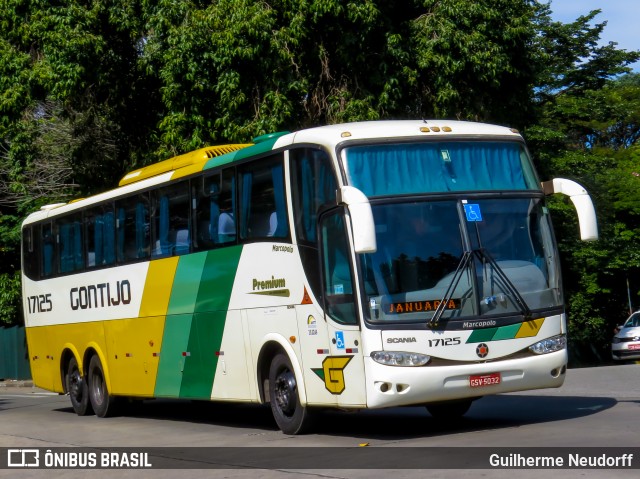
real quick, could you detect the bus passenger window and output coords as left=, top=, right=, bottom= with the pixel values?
left=194, top=170, right=235, bottom=250
left=239, top=156, right=289, bottom=241
left=22, top=226, right=38, bottom=280
left=85, top=204, right=115, bottom=268
left=116, top=194, right=150, bottom=263
left=58, top=213, right=84, bottom=274
left=41, top=223, right=56, bottom=277
left=151, top=181, right=191, bottom=257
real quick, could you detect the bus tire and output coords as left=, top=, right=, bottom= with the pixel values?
left=66, top=356, right=92, bottom=416
left=87, top=355, right=119, bottom=418
left=426, top=399, right=472, bottom=420
left=268, top=353, right=312, bottom=435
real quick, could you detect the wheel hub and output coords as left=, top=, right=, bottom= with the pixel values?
left=274, top=370, right=296, bottom=416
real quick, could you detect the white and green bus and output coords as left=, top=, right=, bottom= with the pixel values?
left=21, top=120, right=597, bottom=434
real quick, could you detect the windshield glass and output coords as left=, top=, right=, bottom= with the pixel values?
left=360, top=198, right=561, bottom=324
left=623, top=314, right=640, bottom=328
left=344, top=141, right=539, bottom=196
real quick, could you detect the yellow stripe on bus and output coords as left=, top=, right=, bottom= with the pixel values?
left=104, top=315, right=165, bottom=396
left=139, top=257, right=179, bottom=318
left=515, top=318, right=545, bottom=338
left=26, top=322, right=107, bottom=393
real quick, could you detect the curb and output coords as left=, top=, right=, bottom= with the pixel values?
left=0, top=379, right=34, bottom=388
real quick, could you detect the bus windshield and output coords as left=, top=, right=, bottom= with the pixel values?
left=360, top=197, right=562, bottom=324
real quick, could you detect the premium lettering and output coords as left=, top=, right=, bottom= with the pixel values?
left=253, top=276, right=286, bottom=291
left=70, top=280, right=132, bottom=310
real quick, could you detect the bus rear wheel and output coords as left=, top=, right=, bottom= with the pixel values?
left=87, top=355, right=119, bottom=418
left=66, top=356, right=92, bottom=416
left=268, top=353, right=312, bottom=435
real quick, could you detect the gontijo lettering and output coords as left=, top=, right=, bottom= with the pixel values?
left=70, top=280, right=132, bottom=310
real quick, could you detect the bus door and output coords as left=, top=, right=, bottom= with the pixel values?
left=316, top=208, right=366, bottom=408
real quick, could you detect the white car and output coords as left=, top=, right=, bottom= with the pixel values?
left=611, top=312, right=640, bottom=361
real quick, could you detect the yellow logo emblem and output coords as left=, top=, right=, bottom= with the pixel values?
left=312, top=356, right=353, bottom=395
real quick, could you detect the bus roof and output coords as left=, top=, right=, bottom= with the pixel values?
left=272, top=120, right=522, bottom=150
left=22, top=120, right=522, bottom=224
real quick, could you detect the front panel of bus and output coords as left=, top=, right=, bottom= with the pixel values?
left=340, top=139, right=568, bottom=408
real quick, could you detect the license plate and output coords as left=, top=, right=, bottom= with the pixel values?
left=629, top=344, right=640, bottom=350
left=469, top=372, right=501, bottom=388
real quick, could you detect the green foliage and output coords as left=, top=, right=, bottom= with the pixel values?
left=0, top=271, right=21, bottom=326
left=0, top=0, right=639, bottom=362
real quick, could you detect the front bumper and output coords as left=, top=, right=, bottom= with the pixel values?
left=365, top=349, right=568, bottom=408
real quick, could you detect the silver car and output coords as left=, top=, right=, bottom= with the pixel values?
left=611, top=312, right=640, bottom=361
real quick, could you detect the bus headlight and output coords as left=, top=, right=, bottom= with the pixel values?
left=371, top=351, right=430, bottom=366
left=529, top=335, right=567, bottom=355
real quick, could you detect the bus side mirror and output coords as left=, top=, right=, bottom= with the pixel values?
left=338, top=186, right=377, bottom=253
left=542, top=178, right=599, bottom=241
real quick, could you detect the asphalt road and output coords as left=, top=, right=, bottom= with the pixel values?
left=0, top=364, right=638, bottom=479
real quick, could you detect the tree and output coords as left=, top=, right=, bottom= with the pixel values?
left=0, top=0, right=639, bottom=341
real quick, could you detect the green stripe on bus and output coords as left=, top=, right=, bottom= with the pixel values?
left=166, top=253, right=208, bottom=315
left=155, top=247, right=242, bottom=398
left=466, top=327, right=498, bottom=343
left=492, top=323, right=522, bottom=341
left=194, top=246, right=243, bottom=312
left=202, top=137, right=281, bottom=171
left=179, top=311, right=226, bottom=398
left=178, top=246, right=243, bottom=397
left=154, top=313, right=194, bottom=397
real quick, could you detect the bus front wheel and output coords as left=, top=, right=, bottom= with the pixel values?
left=87, top=355, right=119, bottom=418
left=268, top=353, right=312, bottom=435
left=66, top=356, right=92, bottom=416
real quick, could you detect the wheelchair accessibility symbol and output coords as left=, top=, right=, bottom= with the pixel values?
left=464, top=204, right=483, bottom=222
left=335, top=331, right=345, bottom=349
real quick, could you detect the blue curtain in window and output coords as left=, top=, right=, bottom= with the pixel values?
left=158, top=196, right=170, bottom=255
left=271, top=163, right=287, bottom=237
left=103, top=210, right=115, bottom=265
left=241, top=172, right=252, bottom=237
left=94, top=214, right=104, bottom=266
left=42, top=226, right=53, bottom=277
left=59, top=223, right=72, bottom=273
left=209, top=183, right=220, bottom=243
left=346, top=142, right=527, bottom=196
left=136, top=202, right=147, bottom=258
left=117, top=207, right=125, bottom=261
left=301, top=157, right=315, bottom=241
left=73, top=221, right=83, bottom=270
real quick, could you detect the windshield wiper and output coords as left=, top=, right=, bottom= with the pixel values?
left=429, top=247, right=532, bottom=327
left=474, top=247, right=532, bottom=320
left=429, top=250, right=473, bottom=327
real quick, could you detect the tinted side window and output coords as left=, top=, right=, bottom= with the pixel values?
left=41, top=222, right=56, bottom=278
left=85, top=204, right=116, bottom=268
left=320, top=209, right=357, bottom=325
left=151, top=181, right=191, bottom=257
left=58, top=213, right=84, bottom=273
left=290, top=148, right=337, bottom=244
left=193, top=170, right=236, bottom=251
left=239, top=155, right=289, bottom=241
left=116, top=194, right=150, bottom=263
left=22, top=226, right=39, bottom=280
left=290, top=148, right=338, bottom=301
